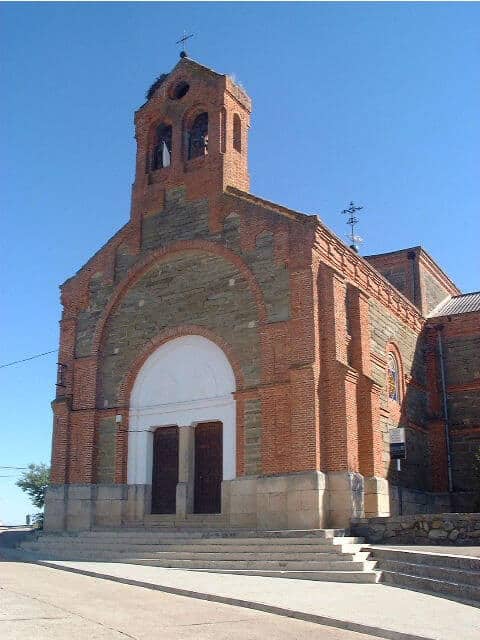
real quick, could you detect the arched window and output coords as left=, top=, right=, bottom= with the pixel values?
left=387, top=353, right=400, bottom=402
left=233, top=113, right=241, bottom=152
left=151, top=123, right=172, bottom=170
left=188, top=112, right=208, bottom=159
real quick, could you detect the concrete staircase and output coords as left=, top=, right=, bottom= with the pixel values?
left=368, top=547, right=480, bottom=603
left=18, top=528, right=379, bottom=583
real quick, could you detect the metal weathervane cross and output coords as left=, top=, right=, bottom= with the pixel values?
left=341, top=201, right=364, bottom=253
left=176, top=31, right=194, bottom=57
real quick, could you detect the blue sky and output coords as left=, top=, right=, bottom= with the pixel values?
left=1, top=2, right=479, bottom=524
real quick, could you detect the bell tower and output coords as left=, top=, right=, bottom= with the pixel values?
left=130, top=56, right=251, bottom=224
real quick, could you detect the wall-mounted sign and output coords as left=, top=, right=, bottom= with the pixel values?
left=390, top=427, right=406, bottom=460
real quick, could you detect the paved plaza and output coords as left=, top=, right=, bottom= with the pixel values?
left=0, top=561, right=376, bottom=640
left=1, top=553, right=479, bottom=640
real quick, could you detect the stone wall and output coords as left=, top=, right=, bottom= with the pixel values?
left=98, top=249, right=261, bottom=405
left=420, top=267, right=451, bottom=316
left=369, top=299, right=429, bottom=490
left=352, top=512, right=480, bottom=545
left=442, top=330, right=480, bottom=499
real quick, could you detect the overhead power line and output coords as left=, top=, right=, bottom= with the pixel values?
left=0, top=466, right=28, bottom=470
left=0, top=350, right=56, bottom=369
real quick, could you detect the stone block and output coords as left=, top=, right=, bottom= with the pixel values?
left=43, top=512, right=65, bottom=532
left=287, top=489, right=319, bottom=513
left=257, top=507, right=287, bottom=530
left=257, top=475, right=288, bottom=494
left=66, top=513, right=92, bottom=531
left=364, top=476, right=389, bottom=495
left=123, top=484, right=148, bottom=524
left=230, top=512, right=257, bottom=528
left=45, top=485, right=66, bottom=501
left=67, top=485, right=95, bottom=501
left=96, top=484, right=127, bottom=501
left=364, top=491, right=390, bottom=518
left=268, top=490, right=287, bottom=512
left=228, top=476, right=257, bottom=496
left=287, top=508, right=323, bottom=529
left=286, top=471, right=326, bottom=492
left=95, top=499, right=123, bottom=526
left=230, top=493, right=256, bottom=516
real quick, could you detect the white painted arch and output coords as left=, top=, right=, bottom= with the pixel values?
left=127, top=335, right=237, bottom=485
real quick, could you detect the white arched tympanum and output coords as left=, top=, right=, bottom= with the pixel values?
left=127, top=335, right=236, bottom=485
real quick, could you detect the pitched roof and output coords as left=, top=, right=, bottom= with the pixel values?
left=429, top=291, right=480, bottom=317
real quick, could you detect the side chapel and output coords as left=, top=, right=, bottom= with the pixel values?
left=45, top=56, right=480, bottom=531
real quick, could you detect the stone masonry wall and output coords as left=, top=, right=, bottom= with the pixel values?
left=443, top=332, right=480, bottom=496
left=421, top=267, right=451, bottom=315
left=352, top=512, right=480, bottom=545
left=63, top=186, right=297, bottom=484
left=98, top=249, right=260, bottom=406
left=369, top=299, right=429, bottom=490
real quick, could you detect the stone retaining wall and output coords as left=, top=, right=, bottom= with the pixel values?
left=351, top=512, right=480, bottom=545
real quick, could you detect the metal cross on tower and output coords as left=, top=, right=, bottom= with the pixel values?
left=176, top=31, right=194, bottom=58
left=341, top=201, right=364, bottom=253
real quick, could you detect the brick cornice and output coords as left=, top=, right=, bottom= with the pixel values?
left=313, top=227, right=424, bottom=333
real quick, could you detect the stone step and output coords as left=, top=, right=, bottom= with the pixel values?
left=18, top=546, right=369, bottom=563
left=172, top=568, right=380, bottom=583
left=22, top=540, right=363, bottom=554
left=21, top=554, right=376, bottom=571
left=50, top=528, right=348, bottom=539
left=34, top=535, right=364, bottom=546
left=144, top=517, right=228, bottom=528
left=368, top=547, right=480, bottom=572
left=379, top=559, right=480, bottom=587
left=381, top=570, right=480, bottom=603
left=119, top=565, right=380, bottom=583
left=20, top=541, right=362, bottom=556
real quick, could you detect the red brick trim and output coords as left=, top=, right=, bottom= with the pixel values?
left=386, top=340, right=406, bottom=404
left=91, top=239, right=268, bottom=355
left=371, top=352, right=387, bottom=369
left=447, top=381, right=480, bottom=393
left=407, top=420, right=429, bottom=434
left=117, top=324, right=246, bottom=406
left=451, top=426, right=480, bottom=436
left=313, top=233, right=424, bottom=332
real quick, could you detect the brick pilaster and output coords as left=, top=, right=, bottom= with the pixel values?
left=348, top=286, right=384, bottom=477
left=318, top=264, right=360, bottom=472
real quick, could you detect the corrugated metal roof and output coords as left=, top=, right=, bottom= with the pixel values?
left=430, top=291, right=480, bottom=317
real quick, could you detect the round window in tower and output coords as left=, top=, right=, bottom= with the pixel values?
left=169, top=81, right=190, bottom=100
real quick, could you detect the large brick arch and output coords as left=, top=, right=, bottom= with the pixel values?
left=92, top=239, right=267, bottom=356
left=95, top=242, right=265, bottom=408
left=118, top=324, right=246, bottom=406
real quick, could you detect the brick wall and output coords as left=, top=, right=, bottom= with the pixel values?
left=50, top=55, right=478, bottom=514
left=434, top=314, right=480, bottom=497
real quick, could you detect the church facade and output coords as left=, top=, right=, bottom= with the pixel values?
left=45, top=57, right=480, bottom=532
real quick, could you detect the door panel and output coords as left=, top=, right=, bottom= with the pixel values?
left=194, top=422, right=223, bottom=514
left=151, top=426, right=179, bottom=514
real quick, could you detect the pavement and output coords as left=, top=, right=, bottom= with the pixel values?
left=1, top=552, right=478, bottom=640
left=0, top=561, right=378, bottom=640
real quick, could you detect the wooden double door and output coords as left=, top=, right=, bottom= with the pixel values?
left=194, top=421, right=223, bottom=514
left=151, top=422, right=223, bottom=515
left=151, top=426, right=179, bottom=514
